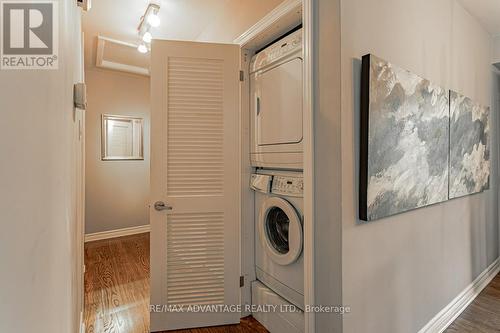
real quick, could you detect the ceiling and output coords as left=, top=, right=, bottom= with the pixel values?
left=82, top=0, right=284, bottom=70
left=458, top=0, right=500, bottom=36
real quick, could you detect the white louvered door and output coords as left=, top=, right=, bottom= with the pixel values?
left=150, top=40, right=240, bottom=332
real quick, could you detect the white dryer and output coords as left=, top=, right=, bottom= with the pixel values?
left=250, top=29, right=303, bottom=169
left=251, top=169, right=304, bottom=310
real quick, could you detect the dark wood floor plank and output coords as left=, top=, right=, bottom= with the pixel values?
left=159, top=316, right=268, bottom=333
left=445, top=273, right=500, bottom=333
left=84, top=233, right=268, bottom=333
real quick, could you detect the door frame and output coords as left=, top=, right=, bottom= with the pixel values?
left=302, top=0, right=315, bottom=332
left=234, top=0, right=315, bottom=331
left=75, top=27, right=86, bottom=333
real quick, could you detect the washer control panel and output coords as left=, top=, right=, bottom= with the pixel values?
left=271, top=176, right=303, bottom=197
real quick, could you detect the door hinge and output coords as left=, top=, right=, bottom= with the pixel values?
left=239, top=70, right=244, bottom=82
left=240, top=275, right=245, bottom=287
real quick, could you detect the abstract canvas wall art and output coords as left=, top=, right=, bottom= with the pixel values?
left=449, top=91, right=490, bottom=199
left=360, top=54, right=450, bottom=221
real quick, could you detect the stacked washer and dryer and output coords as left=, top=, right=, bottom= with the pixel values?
left=249, top=28, right=305, bottom=333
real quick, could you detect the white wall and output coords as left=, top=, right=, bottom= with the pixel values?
left=85, top=68, right=150, bottom=234
left=340, top=1, right=498, bottom=332
left=0, top=1, right=83, bottom=332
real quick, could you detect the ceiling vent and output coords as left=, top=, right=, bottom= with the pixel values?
left=96, top=35, right=150, bottom=76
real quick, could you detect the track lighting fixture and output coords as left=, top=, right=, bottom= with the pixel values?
left=137, top=43, right=148, bottom=54
left=142, top=31, right=152, bottom=43
left=137, top=3, right=161, bottom=52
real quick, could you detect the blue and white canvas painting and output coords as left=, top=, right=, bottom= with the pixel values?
left=360, top=54, right=449, bottom=221
left=449, top=91, right=490, bottom=199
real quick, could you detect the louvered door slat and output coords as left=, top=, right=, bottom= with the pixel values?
left=166, top=211, right=225, bottom=306
left=166, top=58, right=224, bottom=197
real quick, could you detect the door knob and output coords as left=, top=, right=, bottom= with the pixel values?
left=154, top=201, right=172, bottom=211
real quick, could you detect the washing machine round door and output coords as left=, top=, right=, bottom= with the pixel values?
left=258, top=197, right=303, bottom=265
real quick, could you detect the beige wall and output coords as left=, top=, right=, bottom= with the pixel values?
left=85, top=69, right=150, bottom=234
left=195, top=0, right=285, bottom=42
left=340, top=1, right=498, bottom=332
left=0, top=1, right=83, bottom=332
left=312, top=0, right=343, bottom=332
left=493, top=36, right=500, bottom=64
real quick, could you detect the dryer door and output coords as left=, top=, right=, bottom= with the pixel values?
left=254, top=57, right=303, bottom=146
left=258, top=197, right=303, bottom=265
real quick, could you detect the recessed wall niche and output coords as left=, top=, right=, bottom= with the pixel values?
left=101, top=114, right=144, bottom=161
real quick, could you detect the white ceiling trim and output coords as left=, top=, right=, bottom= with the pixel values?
left=233, top=0, right=302, bottom=47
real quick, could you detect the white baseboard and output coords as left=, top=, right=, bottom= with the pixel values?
left=418, top=257, right=500, bottom=333
left=85, top=224, right=150, bottom=242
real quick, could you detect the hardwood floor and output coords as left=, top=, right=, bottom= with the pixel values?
left=84, top=233, right=268, bottom=333
left=163, top=316, right=268, bottom=333
left=445, top=273, right=500, bottom=333
left=84, top=233, right=150, bottom=333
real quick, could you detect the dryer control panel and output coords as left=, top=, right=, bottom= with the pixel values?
left=272, top=176, right=303, bottom=197
left=250, top=29, right=303, bottom=73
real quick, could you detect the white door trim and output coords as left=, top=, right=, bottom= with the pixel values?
left=302, top=0, right=314, bottom=332
left=238, top=48, right=254, bottom=317
left=233, top=1, right=314, bottom=331
left=234, top=0, right=304, bottom=318
left=233, top=0, right=302, bottom=47
left=76, top=25, right=86, bottom=333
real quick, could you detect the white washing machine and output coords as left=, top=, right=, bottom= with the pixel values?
left=250, top=29, right=303, bottom=169
left=251, top=169, right=304, bottom=310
